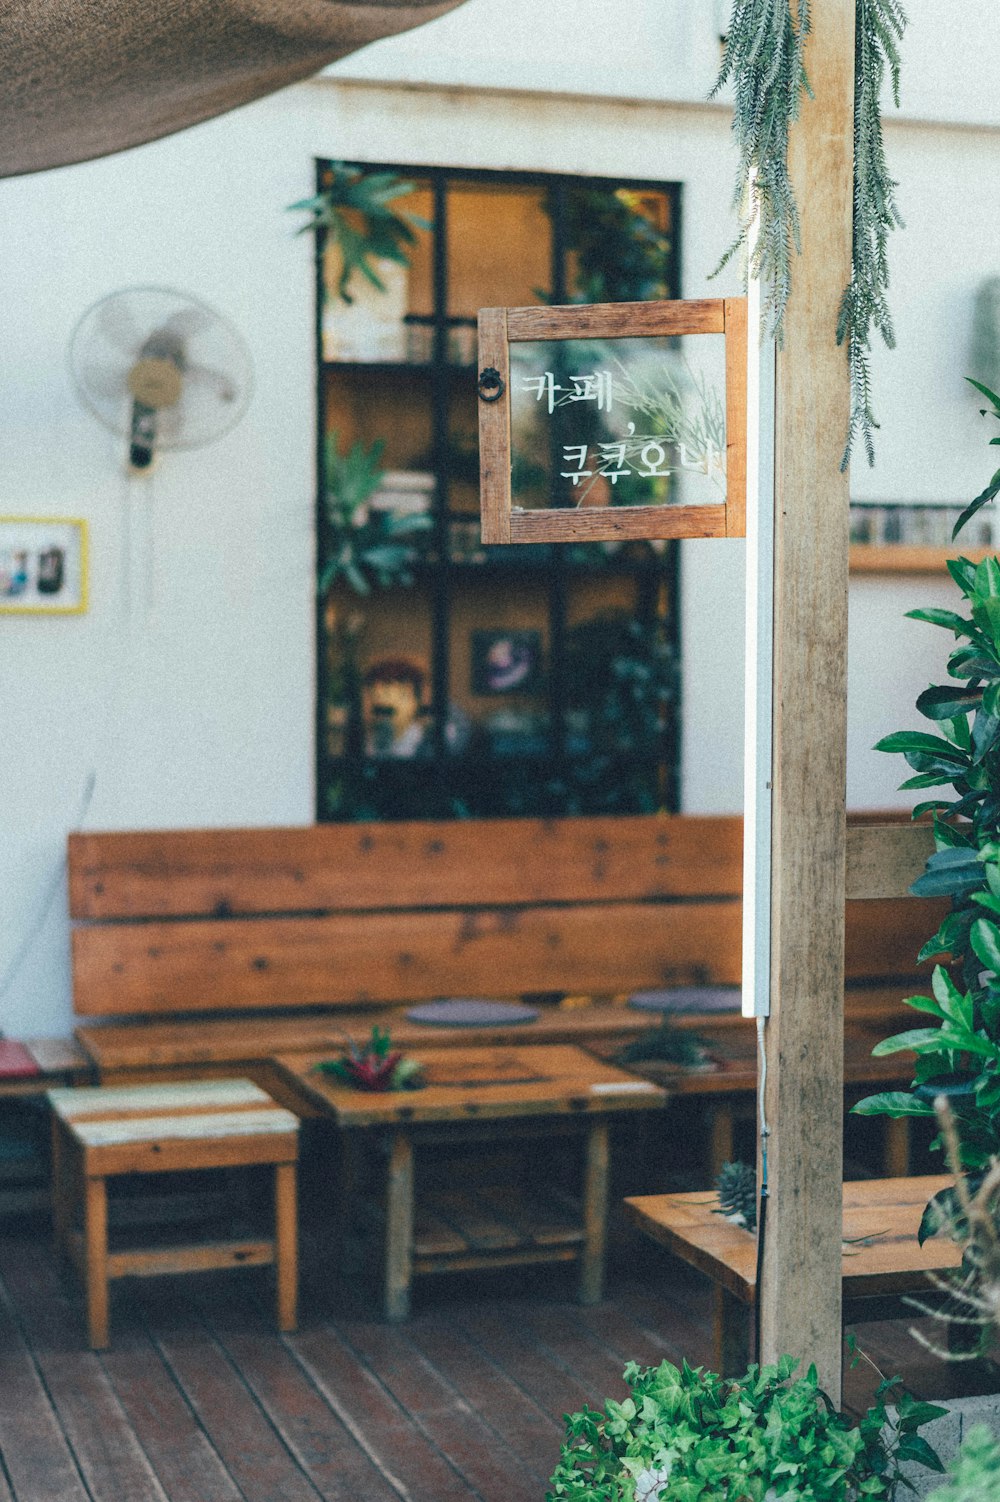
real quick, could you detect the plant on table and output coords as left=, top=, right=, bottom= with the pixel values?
left=314, top=1027, right=425, bottom=1092
left=615, top=1018, right=714, bottom=1074
left=547, top=1355, right=943, bottom=1502
left=714, top=1159, right=758, bottom=1232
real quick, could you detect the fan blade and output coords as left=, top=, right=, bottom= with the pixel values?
left=96, top=298, right=142, bottom=355
left=183, top=361, right=239, bottom=403
left=79, top=361, right=132, bottom=403
left=159, top=305, right=213, bottom=343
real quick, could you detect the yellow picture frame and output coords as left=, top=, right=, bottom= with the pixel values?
left=0, top=517, right=88, bottom=615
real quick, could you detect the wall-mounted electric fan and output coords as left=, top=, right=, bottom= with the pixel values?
left=69, top=286, right=254, bottom=470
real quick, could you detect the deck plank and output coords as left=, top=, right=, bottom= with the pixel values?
left=134, top=1280, right=325, bottom=1502
left=190, top=1277, right=401, bottom=1502
left=0, top=1212, right=996, bottom=1502
left=0, top=1271, right=90, bottom=1502
left=336, top=1314, right=548, bottom=1502
left=0, top=1235, right=168, bottom=1502
left=402, top=1311, right=563, bottom=1481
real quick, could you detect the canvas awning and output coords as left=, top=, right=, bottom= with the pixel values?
left=0, top=0, right=468, bottom=178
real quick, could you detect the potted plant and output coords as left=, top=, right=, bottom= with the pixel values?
left=546, top=1355, right=944, bottom=1501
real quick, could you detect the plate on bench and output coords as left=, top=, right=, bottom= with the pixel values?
left=628, top=987, right=740, bottom=1015
left=405, top=999, right=540, bottom=1027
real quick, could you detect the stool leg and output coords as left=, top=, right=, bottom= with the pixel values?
left=51, top=1115, right=69, bottom=1263
left=384, top=1131, right=414, bottom=1321
left=84, top=1176, right=110, bottom=1350
left=579, top=1120, right=610, bottom=1305
left=274, top=1161, right=298, bottom=1333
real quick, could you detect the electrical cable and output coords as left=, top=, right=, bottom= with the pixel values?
left=754, top=1013, right=770, bottom=1363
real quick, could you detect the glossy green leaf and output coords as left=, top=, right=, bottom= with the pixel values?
left=905, top=607, right=975, bottom=635
left=871, top=1028, right=943, bottom=1056
left=971, top=917, right=1000, bottom=976
left=875, top=731, right=969, bottom=762
left=851, top=1093, right=934, bottom=1118
left=916, top=685, right=983, bottom=720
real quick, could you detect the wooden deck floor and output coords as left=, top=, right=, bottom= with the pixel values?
left=1, top=1206, right=997, bottom=1502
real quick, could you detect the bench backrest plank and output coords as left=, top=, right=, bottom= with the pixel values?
left=68, top=815, right=743, bottom=920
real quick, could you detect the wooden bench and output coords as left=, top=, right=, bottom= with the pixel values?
left=64, top=814, right=941, bottom=1173
left=625, top=1176, right=961, bottom=1381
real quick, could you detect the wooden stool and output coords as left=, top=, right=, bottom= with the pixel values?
left=47, top=1078, right=299, bottom=1348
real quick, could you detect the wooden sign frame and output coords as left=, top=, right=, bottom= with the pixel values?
left=477, top=298, right=747, bottom=545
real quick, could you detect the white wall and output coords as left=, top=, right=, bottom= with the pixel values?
left=2, top=8, right=1000, bottom=1035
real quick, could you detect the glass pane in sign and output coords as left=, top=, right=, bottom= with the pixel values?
left=508, top=335, right=727, bottom=512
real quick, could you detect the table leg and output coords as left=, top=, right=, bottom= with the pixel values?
left=274, top=1161, right=298, bottom=1333
left=882, top=1117, right=910, bottom=1178
left=384, top=1130, right=414, bottom=1321
left=713, top=1284, right=752, bottom=1376
left=84, top=1175, right=109, bottom=1350
left=708, top=1104, right=736, bottom=1180
left=580, top=1119, right=610, bottom=1306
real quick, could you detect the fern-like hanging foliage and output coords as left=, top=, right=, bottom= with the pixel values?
left=837, top=0, right=907, bottom=469
left=716, top=0, right=907, bottom=468
left=713, top=0, right=812, bottom=342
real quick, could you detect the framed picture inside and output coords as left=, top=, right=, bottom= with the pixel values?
left=471, top=629, right=543, bottom=696
left=477, top=297, right=747, bottom=544
left=0, top=518, right=88, bottom=614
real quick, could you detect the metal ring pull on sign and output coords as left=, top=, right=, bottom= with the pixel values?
left=477, top=367, right=505, bottom=402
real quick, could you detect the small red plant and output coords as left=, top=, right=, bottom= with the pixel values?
left=315, top=1027, right=423, bottom=1092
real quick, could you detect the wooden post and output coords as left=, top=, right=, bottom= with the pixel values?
left=759, top=0, right=855, bottom=1398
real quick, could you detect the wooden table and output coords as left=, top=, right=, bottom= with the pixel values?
left=592, top=1017, right=922, bottom=1178
left=625, top=1176, right=962, bottom=1376
left=276, top=1043, right=666, bottom=1319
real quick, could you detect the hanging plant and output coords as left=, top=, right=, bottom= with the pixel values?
left=715, top=0, right=906, bottom=468
left=289, top=162, right=427, bottom=304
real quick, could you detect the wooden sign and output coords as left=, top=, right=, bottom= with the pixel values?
left=477, top=298, right=747, bottom=544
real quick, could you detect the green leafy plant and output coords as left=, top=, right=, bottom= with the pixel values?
left=852, top=555, right=1000, bottom=1189
left=714, top=0, right=907, bottom=467
left=713, top=0, right=812, bottom=341
left=951, top=380, right=1000, bottom=539
left=836, top=0, right=906, bottom=470
left=548, top=187, right=673, bottom=305
left=313, top=1027, right=425, bottom=1092
left=925, top=1427, right=1000, bottom=1502
left=714, top=1159, right=758, bottom=1232
left=615, top=1020, right=714, bottom=1073
left=547, top=1356, right=944, bottom=1502
left=320, top=432, right=431, bottom=598
left=290, top=162, right=427, bottom=303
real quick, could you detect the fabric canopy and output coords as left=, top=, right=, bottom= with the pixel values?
left=1, top=0, right=468, bottom=178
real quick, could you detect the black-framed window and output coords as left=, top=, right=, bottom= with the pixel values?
left=314, top=162, right=683, bottom=822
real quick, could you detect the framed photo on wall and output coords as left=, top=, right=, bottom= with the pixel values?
left=471, top=629, right=543, bottom=696
left=0, top=518, right=88, bottom=614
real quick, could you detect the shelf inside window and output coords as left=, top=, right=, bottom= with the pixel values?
left=849, top=545, right=994, bottom=574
